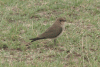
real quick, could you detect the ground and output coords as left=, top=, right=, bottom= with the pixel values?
left=0, top=0, right=100, bottom=67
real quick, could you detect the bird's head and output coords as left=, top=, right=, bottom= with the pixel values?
left=56, top=17, right=66, bottom=26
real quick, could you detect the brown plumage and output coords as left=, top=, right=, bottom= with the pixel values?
left=29, top=17, right=66, bottom=44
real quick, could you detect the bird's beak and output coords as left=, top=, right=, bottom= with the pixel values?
left=64, top=20, right=67, bottom=22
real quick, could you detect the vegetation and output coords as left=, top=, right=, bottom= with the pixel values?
left=0, top=0, right=100, bottom=67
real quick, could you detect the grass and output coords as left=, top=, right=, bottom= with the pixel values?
left=0, top=0, right=100, bottom=67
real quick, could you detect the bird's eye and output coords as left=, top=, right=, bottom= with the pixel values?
left=60, top=20, right=62, bottom=22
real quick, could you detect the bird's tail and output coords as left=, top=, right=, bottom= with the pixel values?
left=29, top=37, right=45, bottom=42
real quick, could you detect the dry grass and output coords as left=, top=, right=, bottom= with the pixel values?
left=0, top=0, right=100, bottom=67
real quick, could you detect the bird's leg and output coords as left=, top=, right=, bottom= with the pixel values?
left=54, top=39, right=56, bottom=45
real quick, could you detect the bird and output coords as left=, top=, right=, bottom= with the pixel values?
left=29, top=17, right=66, bottom=45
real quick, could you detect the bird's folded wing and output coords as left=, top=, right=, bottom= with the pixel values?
left=39, top=26, right=62, bottom=38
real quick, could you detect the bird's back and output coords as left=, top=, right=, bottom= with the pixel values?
left=39, top=23, right=62, bottom=39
